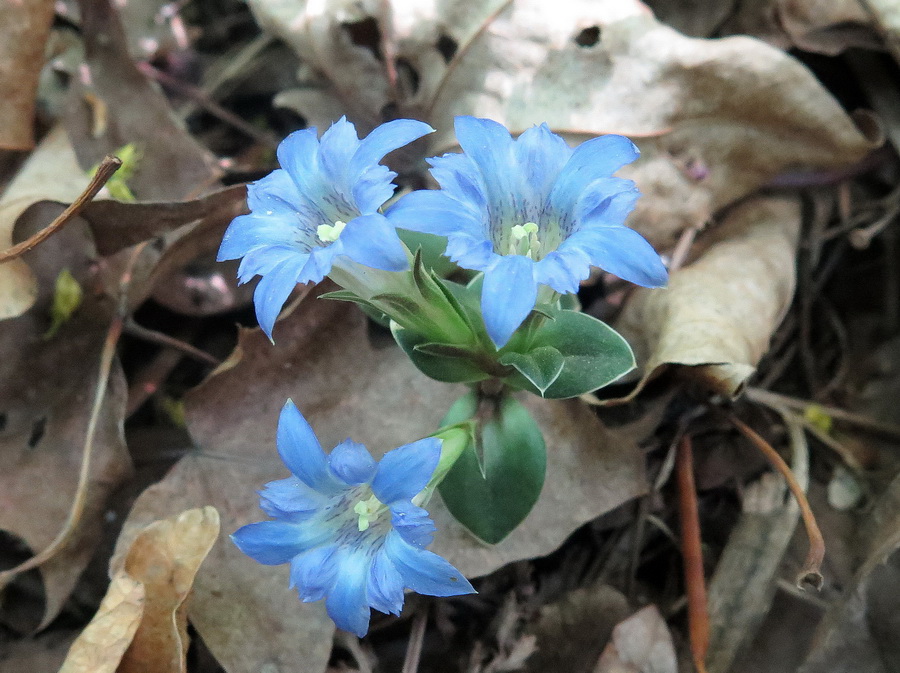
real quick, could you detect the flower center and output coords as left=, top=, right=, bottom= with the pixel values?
left=507, top=222, right=542, bottom=259
left=353, top=493, right=387, bottom=532
left=317, top=219, right=347, bottom=243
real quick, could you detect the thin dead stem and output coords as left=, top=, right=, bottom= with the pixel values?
left=402, top=609, right=428, bottom=673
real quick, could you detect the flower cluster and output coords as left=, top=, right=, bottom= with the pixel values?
left=233, top=401, right=474, bottom=636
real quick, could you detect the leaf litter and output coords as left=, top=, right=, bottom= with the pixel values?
left=1, top=0, right=900, bottom=672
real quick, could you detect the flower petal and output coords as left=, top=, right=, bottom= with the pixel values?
left=574, top=177, right=640, bottom=224
left=445, top=236, right=496, bottom=271
left=290, top=544, right=339, bottom=602
left=571, top=226, right=668, bottom=288
left=327, top=439, right=377, bottom=485
left=231, top=520, right=330, bottom=565
left=454, top=116, right=518, bottom=220
left=386, top=190, right=483, bottom=238
left=253, top=257, right=306, bottom=339
left=350, top=119, right=433, bottom=179
left=427, top=151, right=489, bottom=210
left=259, top=476, right=329, bottom=522
left=338, top=213, right=409, bottom=272
left=317, top=117, right=361, bottom=186
left=550, top=135, right=639, bottom=213
left=367, top=548, right=405, bottom=615
left=326, top=550, right=373, bottom=637
left=481, top=254, right=538, bottom=348
left=351, top=164, right=398, bottom=213
left=533, top=248, right=591, bottom=295
left=276, top=400, right=343, bottom=494
left=371, top=437, right=441, bottom=504
left=514, top=123, right=571, bottom=203
left=389, top=501, right=436, bottom=547
left=385, top=531, right=476, bottom=597
left=276, top=128, right=323, bottom=198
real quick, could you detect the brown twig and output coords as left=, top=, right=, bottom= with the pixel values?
left=401, top=608, right=428, bottom=673
left=676, top=434, right=709, bottom=673
left=0, top=242, right=147, bottom=591
left=124, top=318, right=221, bottom=366
left=0, top=156, right=121, bottom=263
left=727, top=414, right=825, bottom=589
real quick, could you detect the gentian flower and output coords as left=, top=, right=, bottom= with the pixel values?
left=387, top=116, right=668, bottom=348
left=232, top=401, right=475, bottom=637
left=218, top=117, right=433, bottom=338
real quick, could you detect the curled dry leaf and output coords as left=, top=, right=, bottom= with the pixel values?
left=0, top=0, right=55, bottom=149
left=0, top=126, right=90, bottom=320
left=613, top=196, right=801, bottom=400
left=117, top=286, right=649, bottom=673
left=58, top=507, right=219, bottom=673
left=594, top=605, right=677, bottom=673
left=0, top=207, right=131, bottom=630
left=253, top=0, right=875, bottom=248
left=57, top=575, right=146, bottom=673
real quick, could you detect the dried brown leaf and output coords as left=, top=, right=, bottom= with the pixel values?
left=0, top=0, right=55, bottom=149
left=57, top=576, right=146, bottom=673
left=594, top=605, right=677, bottom=673
left=117, top=286, right=649, bottom=673
left=614, top=196, right=801, bottom=399
left=0, top=206, right=131, bottom=630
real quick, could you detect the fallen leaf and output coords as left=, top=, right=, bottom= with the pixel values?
left=117, top=285, right=649, bottom=673
left=613, top=196, right=801, bottom=399
left=0, top=204, right=131, bottom=630
left=0, top=126, right=90, bottom=320
left=57, top=576, right=146, bottom=673
left=0, top=0, right=55, bottom=149
left=257, top=0, right=875, bottom=248
left=113, top=507, right=220, bottom=673
left=594, top=605, right=677, bottom=673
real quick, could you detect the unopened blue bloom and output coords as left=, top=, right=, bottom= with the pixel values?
left=232, top=401, right=475, bottom=637
left=218, top=117, right=433, bottom=338
left=387, top=116, right=668, bottom=348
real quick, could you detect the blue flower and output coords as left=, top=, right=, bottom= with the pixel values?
left=387, top=116, right=668, bottom=348
left=218, top=117, right=433, bottom=338
left=232, top=400, right=475, bottom=637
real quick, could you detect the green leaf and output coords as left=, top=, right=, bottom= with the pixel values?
left=499, top=346, right=564, bottom=394
left=438, top=392, right=546, bottom=544
left=44, top=269, right=83, bottom=339
left=397, top=229, right=457, bottom=277
left=505, top=307, right=636, bottom=399
left=391, top=323, right=490, bottom=384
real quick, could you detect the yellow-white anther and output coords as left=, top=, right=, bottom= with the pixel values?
left=317, top=220, right=347, bottom=243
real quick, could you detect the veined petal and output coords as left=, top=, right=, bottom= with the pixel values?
left=351, top=164, right=398, bottom=214
left=454, top=116, right=518, bottom=220
left=350, top=119, right=433, bottom=178
left=445, top=236, right=496, bottom=271
left=297, top=243, right=341, bottom=285
left=367, top=548, right=405, bottom=615
left=481, top=255, right=538, bottom=348
left=231, top=520, right=330, bottom=565
left=550, top=135, right=639, bottom=213
left=385, top=531, right=475, bottom=597
left=327, top=439, right=377, bottom=485
left=220, top=217, right=295, bottom=263
left=514, top=123, right=571, bottom=202
left=259, top=476, right=329, bottom=521
left=533, top=248, right=591, bottom=295
left=338, top=213, right=409, bottom=272
left=386, top=190, right=483, bottom=238
left=318, top=117, right=361, bottom=186
left=570, top=226, right=668, bottom=288
left=326, top=550, right=373, bottom=637
left=371, top=437, right=441, bottom=504
left=290, top=545, right=339, bottom=602
left=276, top=128, right=323, bottom=198
left=253, top=256, right=306, bottom=339
left=277, top=400, right=342, bottom=494
left=427, top=152, right=489, bottom=210
left=389, top=500, right=436, bottom=547
left=575, top=177, right=640, bottom=224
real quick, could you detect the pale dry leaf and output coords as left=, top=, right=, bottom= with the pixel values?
left=0, top=0, right=56, bottom=149
left=111, top=506, right=220, bottom=673
left=594, top=605, right=677, bottom=673
left=256, top=0, right=875, bottom=248
left=613, top=196, right=801, bottom=399
left=0, top=126, right=89, bottom=320
left=117, top=286, right=649, bottom=673
left=57, top=575, right=146, bottom=673
left=0, top=208, right=131, bottom=630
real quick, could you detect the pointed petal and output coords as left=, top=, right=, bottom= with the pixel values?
left=481, top=255, right=538, bottom=348
left=427, top=152, right=489, bottom=210
left=277, top=400, right=342, bottom=494
left=389, top=501, right=436, bottom=547
left=317, top=117, right=360, bottom=186
left=570, top=226, right=668, bottom=288
left=290, top=544, right=339, bottom=602
left=533, top=248, right=591, bottom=295
left=454, top=116, right=518, bottom=220
left=514, top=123, right=571, bottom=202
left=326, top=550, right=373, bottom=637
left=371, top=438, right=441, bottom=504
left=386, top=190, right=483, bottom=238
left=276, top=128, right=323, bottom=198
left=259, top=476, right=329, bottom=522
left=385, top=531, right=476, bottom=597
left=574, top=177, right=640, bottom=224
left=327, top=439, right=377, bottom=485
left=338, top=213, right=409, bottom=272
left=351, top=164, right=398, bottom=213
left=350, top=119, right=433, bottom=178
left=550, top=135, right=639, bottom=213
left=297, top=243, right=341, bottom=285
left=367, top=548, right=405, bottom=615
left=231, top=520, right=330, bottom=565
left=253, top=257, right=306, bottom=339
left=219, top=216, right=295, bottom=263
left=445, top=236, right=496, bottom=271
